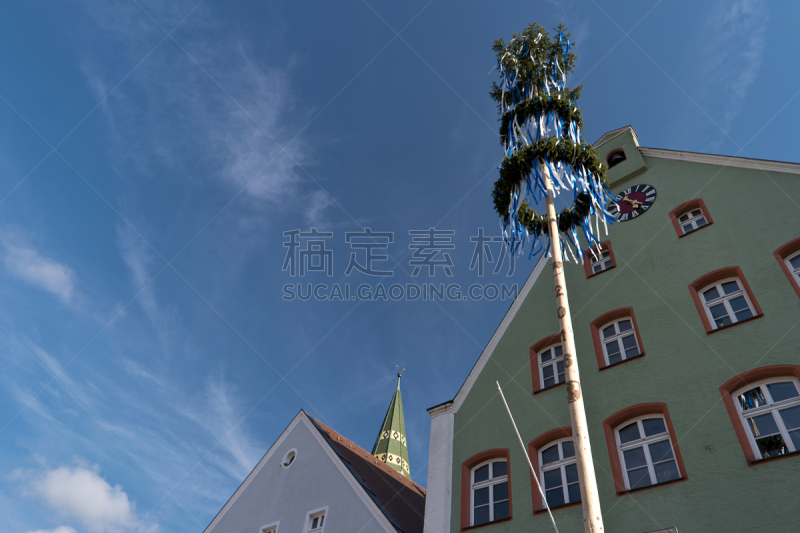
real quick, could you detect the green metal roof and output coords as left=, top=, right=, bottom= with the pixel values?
left=371, top=374, right=410, bottom=477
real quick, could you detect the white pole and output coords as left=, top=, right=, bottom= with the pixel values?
left=495, top=381, right=560, bottom=533
left=542, top=162, right=605, bottom=533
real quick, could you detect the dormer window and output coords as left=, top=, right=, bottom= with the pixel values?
left=607, top=150, right=626, bottom=168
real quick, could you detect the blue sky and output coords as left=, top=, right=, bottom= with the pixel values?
left=0, top=1, right=797, bottom=532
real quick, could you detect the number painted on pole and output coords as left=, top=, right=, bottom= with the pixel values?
left=567, top=381, right=582, bottom=403
left=555, top=285, right=563, bottom=296
left=558, top=306, right=566, bottom=318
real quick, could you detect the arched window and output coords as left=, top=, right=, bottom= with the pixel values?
left=607, top=149, right=626, bottom=168
left=603, top=404, right=687, bottom=493
left=720, top=365, right=800, bottom=463
left=530, top=333, right=566, bottom=394
left=539, top=438, right=580, bottom=508
left=590, top=308, right=645, bottom=370
left=774, top=237, right=800, bottom=299
left=668, top=198, right=713, bottom=237
left=688, top=267, right=763, bottom=334
left=460, top=450, right=512, bottom=528
left=528, top=428, right=579, bottom=512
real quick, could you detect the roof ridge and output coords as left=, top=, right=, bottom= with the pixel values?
left=312, top=418, right=426, bottom=494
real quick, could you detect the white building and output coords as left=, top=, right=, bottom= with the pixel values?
left=204, top=405, right=424, bottom=533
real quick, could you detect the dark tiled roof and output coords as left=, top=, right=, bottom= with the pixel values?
left=310, top=416, right=426, bottom=533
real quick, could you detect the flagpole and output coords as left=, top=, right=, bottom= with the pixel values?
left=496, top=381, right=559, bottom=533
left=543, top=163, right=605, bottom=533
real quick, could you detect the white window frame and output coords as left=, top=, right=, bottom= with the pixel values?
left=538, top=438, right=579, bottom=508
left=282, top=448, right=297, bottom=468
left=260, top=522, right=279, bottom=533
left=470, top=459, right=509, bottom=526
left=539, top=343, right=566, bottom=389
left=733, top=377, right=800, bottom=460
left=700, top=277, right=756, bottom=330
left=614, top=415, right=680, bottom=490
left=589, top=248, right=613, bottom=274
left=786, top=251, right=800, bottom=283
left=677, top=207, right=708, bottom=234
left=305, top=506, right=328, bottom=533
left=599, top=318, right=641, bottom=366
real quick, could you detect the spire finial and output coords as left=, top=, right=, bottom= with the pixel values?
left=396, top=365, right=404, bottom=389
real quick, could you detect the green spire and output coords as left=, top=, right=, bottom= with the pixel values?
left=371, top=372, right=410, bottom=477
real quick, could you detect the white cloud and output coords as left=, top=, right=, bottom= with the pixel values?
left=304, top=190, right=335, bottom=226
left=35, top=466, right=134, bottom=533
left=82, top=3, right=309, bottom=208
left=176, top=375, right=263, bottom=481
left=700, top=0, right=768, bottom=136
left=27, top=527, right=79, bottom=533
left=0, top=231, right=76, bottom=302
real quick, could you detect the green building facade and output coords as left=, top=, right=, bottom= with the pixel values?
left=422, top=126, right=800, bottom=533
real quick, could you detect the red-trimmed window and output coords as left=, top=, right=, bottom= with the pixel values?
left=590, top=308, right=645, bottom=370
left=668, top=198, right=713, bottom=237
left=688, top=267, right=762, bottom=333
left=774, top=237, right=800, bottom=299
left=529, top=428, right=579, bottom=513
left=720, top=365, right=800, bottom=463
left=460, top=450, right=511, bottom=529
left=530, top=333, right=565, bottom=393
left=602, top=404, right=687, bottom=493
left=583, top=241, right=616, bottom=279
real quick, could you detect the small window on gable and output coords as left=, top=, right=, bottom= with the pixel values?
left=774, top=237, right=800, bottom=299
left=261, top=524, right=279, bottom=533
left=669, top=198, right=713, bottom=237
left=282, top=449, right=297, bottom=468
left=607, top=150, right=626, bottom=168
left=471, top=460, right=510, bottom=526
left=539, top=438, right=581, bottom=508
left=307, top=510, right=326, bottom=533
left=689, top=267, right=763, bottom=334
left=583, top=241, right=616, bottom=279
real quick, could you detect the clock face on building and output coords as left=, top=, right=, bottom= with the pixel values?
left=607, top=184, right=657, bottom=222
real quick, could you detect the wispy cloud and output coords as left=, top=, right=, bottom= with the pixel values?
left=304, top=190, right=335, bottom=226
left=26, top=527, right=79, bottom=533
left=698, top=0, right=768, bottom=140
left=0, top=229, right=76, bottom=302
left=179, top=374, right=263, bottom=481
left=82, top=3, right=310, bottom=209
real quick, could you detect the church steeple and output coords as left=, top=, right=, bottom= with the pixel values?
left=371, top=370, right=410, bottom=477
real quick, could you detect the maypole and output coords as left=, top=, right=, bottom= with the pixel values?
left=490, top=23, right=617, bottom=533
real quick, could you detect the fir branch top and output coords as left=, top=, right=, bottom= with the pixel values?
left=489, top=23, right=578, bottom=112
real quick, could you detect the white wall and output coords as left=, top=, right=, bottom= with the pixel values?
left=205, top=415, right=393, bottom=533
left=422, top=403, right=454, bottom=533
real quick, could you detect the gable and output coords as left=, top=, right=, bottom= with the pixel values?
left=203, top=411, right=396, bottom=533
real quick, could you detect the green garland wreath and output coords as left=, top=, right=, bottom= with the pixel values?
left=496, top=90, right=584, bottom=147
left=492, top=138, right=607, bottom=216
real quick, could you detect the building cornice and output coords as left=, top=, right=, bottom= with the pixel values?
left=639, top=147, right=800, bottom=175
left=427, top=401, right=455, bottom=418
